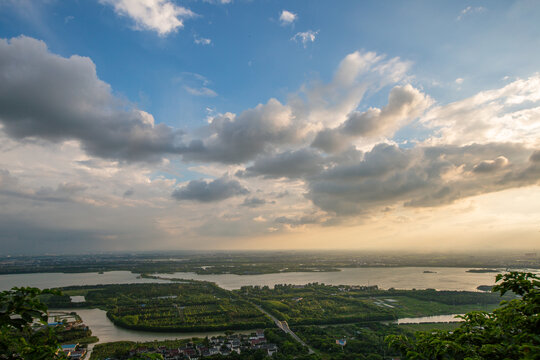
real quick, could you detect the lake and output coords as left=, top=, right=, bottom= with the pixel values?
left=153, top=267, right=510, bottom=291
left=0, top=271, right=171, bottom=291
left=0, top=267, right=525, bottom=291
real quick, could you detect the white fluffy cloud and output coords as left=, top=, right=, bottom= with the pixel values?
left=291, top=30, right=318, bottom=47
left=279, top=10, right=297, bottom=25
left=422, top=74, right=540, bottom=146
left=100, top=0, right=195, bottom=36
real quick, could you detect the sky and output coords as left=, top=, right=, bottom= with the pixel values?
left=0, top=0, right=539, bottom=254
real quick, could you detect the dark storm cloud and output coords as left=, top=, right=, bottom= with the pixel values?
left=171, top=176, right=249, bottom=202
left=0, top=36, right=185, bottom=162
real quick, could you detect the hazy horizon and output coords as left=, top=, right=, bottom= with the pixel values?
left=1, top=1, right=539, bottom=254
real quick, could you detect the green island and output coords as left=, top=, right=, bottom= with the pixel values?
left=46, top=282, right=272, bottom=332
left=42, top=278, right=511, bottom=334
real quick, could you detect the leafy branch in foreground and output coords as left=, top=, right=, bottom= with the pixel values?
left=0, top=287, right=65, bottom=360
left=386, top=271, right=539, bottom=359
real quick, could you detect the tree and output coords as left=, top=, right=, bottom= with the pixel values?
left=0, top=287, right=65, bottom=360
left=386, top=272, right=539, bottom=359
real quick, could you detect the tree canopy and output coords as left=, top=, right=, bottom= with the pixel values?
left=0, top=287, right=65, bottom=360
left=386, top=272, right=540, bottom=359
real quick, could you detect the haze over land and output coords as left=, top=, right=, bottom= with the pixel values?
left=0, top=1, right=539, bottom=254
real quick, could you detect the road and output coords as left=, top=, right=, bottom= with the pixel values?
left=253, top=304, right=315, bottom=354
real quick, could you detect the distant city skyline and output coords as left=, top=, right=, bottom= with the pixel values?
left=0, top=0, right=539, bottom=254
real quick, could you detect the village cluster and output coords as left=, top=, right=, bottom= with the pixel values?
left=46, top=312, right=90, bottom=359
left=126, top=331, right=278, bottom=360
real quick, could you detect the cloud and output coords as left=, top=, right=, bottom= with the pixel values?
left=0, top=36, right=185, bottom=162
left=306, top=143, right=540, bottom=215
left=178, top=72, right=217, bottom=97
left=422, top=74, right=540, bottom=146
left=203, top=0, right=232, bottom=4
left=241, top=197, right=268, bottom=208
left=241, top=148, right=325, bottom=179
left=181, top=99, right=302, bottom=163
left=312, top=84, right=432, bottom=153
left=291, top=30, right=318, bottom=47
left=0, top=169, right=88, bottom=203
left=185, top=86, right=218, bottom=97
left=123, top=189, right=135, bottom=197
left=194, top=35, right=212, bottom=45
left=455, top=77, right=464, bottom=85
left=279, top=10, right=297, bottom=25
left=473, top=156, right=509, bottom=173
left=181, top=51, right=412, bottom=165
left=172, top=176, right=248, bottom=202
left=100, top=0, right=195, bottom=36
left=457, top=6, right=486, bottom=21
left=274, top=212, right=326, bottom=227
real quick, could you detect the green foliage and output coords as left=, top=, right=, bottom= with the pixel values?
left=60, top=282, right=271, bottom=331
left=0, top=287, right=65, bottom=360
left=386, top=272, right=540, bottom=359
left=128, top=354, right=163, bottom=360
left=241, top=283, right=505, bottom=326
left=294, top=323, right=404, bottom=359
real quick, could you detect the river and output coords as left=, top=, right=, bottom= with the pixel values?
left=0, top=267, right=525, bottom=291
left=51, top=308, right=255, bottom=357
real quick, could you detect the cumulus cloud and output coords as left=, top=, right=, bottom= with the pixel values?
left=306, top=143, right=540, bottom=215
left=100, top=0, right=195, bottom=36
left=0, top=36, right=185, bottom=162
left=180, top=51, right=412, bottom=165
left=241, top=148, right=325, bottom=179
left=312, top=84, right=432, bottom=153
left=279, top=10, right=297, bottom=25
left=171, top=176, right=248, bottom=202
left=181, top=99, right=302, bottom=163
left=291, top=30, right=318, bottom=47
